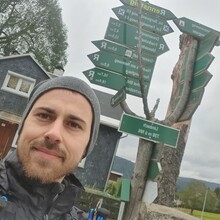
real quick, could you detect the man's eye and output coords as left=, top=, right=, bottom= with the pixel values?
left=68, top=121, right=81, bottom=129
left=36, top=113, right=51, bottom=120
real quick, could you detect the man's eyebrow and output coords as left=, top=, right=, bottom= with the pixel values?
left=68, top=114, right=87, bottom=125
left=34, top=107, right=55, bottom=114
left=34, top=107, right=87, bottom=125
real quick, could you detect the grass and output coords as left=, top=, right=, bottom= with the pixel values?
left=178, top=208, right=220, bottom=220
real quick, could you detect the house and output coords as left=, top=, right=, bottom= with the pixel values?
left=0, top=54, right=51, bottom=158
left=0, top=53, right=124, bottom=191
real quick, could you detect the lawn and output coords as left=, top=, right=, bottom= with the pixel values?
left=178, top=208, right=220, bottom=220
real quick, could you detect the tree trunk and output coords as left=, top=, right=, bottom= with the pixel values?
left=154, top=121, right=191, bottom=205
left=123, top=139, right=154, bottom=219
left=154, top=34, right=198, bottom=206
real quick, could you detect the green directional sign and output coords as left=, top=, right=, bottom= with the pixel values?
left=105, top=17, right=169, bottom=56
left=113, top=5, right=173, bottom=35
left=111, top=87, right=126, bottom=107
left=120, top=0, right=176, bottom=20
left=92, top=39, right=157, bottom=67
left=148, top=160, right=161, bottom=180
left=83, top=67, right=125, bottom=90
left=179, top=70, right=212, bottom=93
left=173, top=17, right=220, bottom=46
left=119, top=113, right=180, bottom=148
left=178, top=88, right=205, bottom=121
left=83, top=67, right=149, bottom=97
left=125, top=76, right=149, bottom=97
left=88, top=50, right=154, bottom=81
left=194, top=53, right=214, bottom=75
left=197, top=32, right=219, bottom=59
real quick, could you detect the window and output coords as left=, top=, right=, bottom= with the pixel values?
left=2, top=71, right=36, bottom=97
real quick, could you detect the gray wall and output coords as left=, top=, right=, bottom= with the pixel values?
left=0, top=56, right=49, bottom=116
left=75, top=124, right=122, bottom=190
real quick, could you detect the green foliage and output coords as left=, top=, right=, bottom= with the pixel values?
left=0, top=0, right=68, bottom=71
left=105, top=179, right=122, bottom=198
left=178, top=208, right=220, bottom=220
left=178, top=180, right=218, bottom=214
left=214, top=187, right=220, bottom=213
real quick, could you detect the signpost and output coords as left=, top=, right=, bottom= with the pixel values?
left=105, top=17, right=169, bottom=56
left=179, top=70, right=212, bottom=93
left=87, top=50, right=154, bottom=81
left=193, top=53, right=215, bottom=75
left=111, top=87, right=126, bottom=107
left=196, top=32, right=219, bottom=59
left=120, top=0, right=176, bottom=20
left=92, top=39, right=157, bottom=67
left=83, top=67, right=125, bottom=90
left=119, top=113, right=180, bottom=148
left=83, top=67, right=149, bottom=97
left=113, top=5, right=173, bottom=35
left=173, top=17, right=220, bottom=46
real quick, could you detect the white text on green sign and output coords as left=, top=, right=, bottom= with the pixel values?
left=173, top=17, right=220, bottom=46
left=92, top=39, right=157, bottom=67
left=88, top=50, right=154, bottom=81
left=119, top=113, right=180, bottom=148
left=83, top=67, right=149, bottom=97
left=120, top=0, right=176, bottom=20
left=105, top=17, right=169, bottom=56
left=113, top=5, right=173, bottom=35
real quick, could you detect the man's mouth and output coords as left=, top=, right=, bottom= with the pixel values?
left=32, top=146, right=65, bottom=161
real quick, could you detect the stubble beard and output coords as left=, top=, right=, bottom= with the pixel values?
left=17, top=139, right=74, bottom=184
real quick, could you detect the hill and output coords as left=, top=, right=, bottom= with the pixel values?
left=112, top=156, right=220, bottom=191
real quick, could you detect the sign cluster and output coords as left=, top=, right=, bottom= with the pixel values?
left=83, top=0, right=174, bottom=102
left=83, top=0, right=220, bottom=174
left=83, top=0, right=220, bottom=202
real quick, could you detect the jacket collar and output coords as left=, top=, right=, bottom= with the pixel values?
left=2, top=149, right=84, bottom=215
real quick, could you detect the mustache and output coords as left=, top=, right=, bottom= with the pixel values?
left=31, top=139, right=67, bottom=160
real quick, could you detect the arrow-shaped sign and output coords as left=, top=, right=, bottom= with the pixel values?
left=113, top=5, right=174, bottom=35
left=111, top=87, right=126, bottom=107
left=196, top=32, right=219, bottom=59
left=178, top=88, right=205, bottom=121
left=87, top=50, right=154, bottom=81
left=92, top=39, right=157, bottom=67
left=120, top=0, right=176, bottom=20
left=83, top=67, right=149, bottom=97
left=105, top=17, right=169, bottom=56
left=173, top=17, right=220, bottom=46
left=83, top=67, right=125, bottom=90
left=193, top=53, right=215, bottom=75
left=179, top=70, right=212, bottom=94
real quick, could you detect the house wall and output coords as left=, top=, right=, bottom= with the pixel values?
left=0, top=56, right=49, bottom=116
left=75, top=124, right=122, bottom=190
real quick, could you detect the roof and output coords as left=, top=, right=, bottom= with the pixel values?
left=0, top=53, right=51, bottom=79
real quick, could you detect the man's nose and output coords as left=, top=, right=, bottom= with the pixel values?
left=44, top=120, right=63, bottom=143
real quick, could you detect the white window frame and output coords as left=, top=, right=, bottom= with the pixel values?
left=2, top=71, right=36, bottom=98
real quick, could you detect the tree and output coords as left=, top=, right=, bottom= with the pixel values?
left=214, top=187, right=220, bottom=212
left=179, top=180, right=217, bottom=214
left=0, top=0, right=68, bottom=71
left=121, top=3, right=219, bottom=219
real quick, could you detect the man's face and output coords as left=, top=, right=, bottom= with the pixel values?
left=17, top=89, right=93, bottom=184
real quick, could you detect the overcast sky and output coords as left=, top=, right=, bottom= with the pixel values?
left=58, top=0, right=220, bottom=184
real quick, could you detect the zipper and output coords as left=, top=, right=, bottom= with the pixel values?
left=43, top=184, right=64, bottom=220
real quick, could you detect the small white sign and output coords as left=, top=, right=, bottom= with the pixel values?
left=142, top=180, right=158, bottom=203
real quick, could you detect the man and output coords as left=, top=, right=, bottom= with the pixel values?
left=0, top=76, right=101, bottom=219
